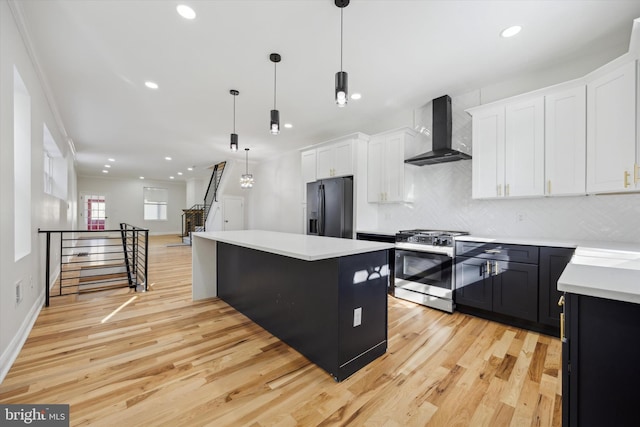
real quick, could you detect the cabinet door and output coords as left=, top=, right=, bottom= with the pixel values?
left=316, top=145, right=334, bottom=179
left=367, top=137, right=385, bottom=202
left=492, top=261, right=538, bottom=322
left=586, top=61, right=636, bottom=193
left=545, top=86, right=586, bottom=196
left=454, top=256, right=492, bottom=311
left=384, top=132, right=406, bottom=202
left=505, top=97, right=545, bottom=197
left=301, top=149, right=317, bottom=203
left=332, top=140, right=353, bottom=177
left=539, top=247, right=574, bottom=328
left=472, top=105, right=505, bottom=198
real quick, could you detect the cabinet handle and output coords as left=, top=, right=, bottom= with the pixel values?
left=558, top=295, right=566, bottom=342
left=624, top=170, right=631, bottom=188
left=506, top=184, right=510, bottom=197
left=493, top=261, right=499, bottom=275
left=635, top=163, right=639, bottom=184
left=497, top=184, right=502, bottom=197
left=486, top=260, right=491, bottom=276
left=484, top=249, right=501, bottom=254
left=480, top=263, right=484, bottom=277
left=547, top=180, right=552, bottom=195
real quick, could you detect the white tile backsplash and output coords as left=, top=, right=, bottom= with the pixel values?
left=378, top=160, right=640, bottom=243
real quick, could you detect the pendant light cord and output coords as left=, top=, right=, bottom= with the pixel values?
left=274, top=62, right=277, bottom=109
left=245, top=149, right=249, bottom=174
left=340, top=8, right=344, bottom=72
left=233, top=95, right=236, bottom=133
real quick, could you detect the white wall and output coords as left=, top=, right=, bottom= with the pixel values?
left=77, top=176, right=186, bottom=235
left=247, top=150, right=302, bottom=233
left=1, top=0, right=78, bottom=382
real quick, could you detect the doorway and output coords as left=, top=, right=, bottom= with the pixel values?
left=80, top=193, right=108, bottom=230
left=222, top=196, right=244, bottom=231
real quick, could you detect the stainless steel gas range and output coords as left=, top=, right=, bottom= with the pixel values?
left=394, top=229, right=468, bottom=313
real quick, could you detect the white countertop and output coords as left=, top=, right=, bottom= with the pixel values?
left=457, top=235, right=640, bottom=304
left=192, top=230, right=394, bottom=261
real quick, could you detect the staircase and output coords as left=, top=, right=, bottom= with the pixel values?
left=182, top=161, right=226, bottom=245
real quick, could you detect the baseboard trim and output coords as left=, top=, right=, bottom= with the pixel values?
left=0, top=290, right=44, bottom=384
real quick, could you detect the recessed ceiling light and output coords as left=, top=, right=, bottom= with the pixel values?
left=139, top=176, right=144, bottom=180
left=500, top=25, right=522, bottom=38
left=169, top=176, right=175, bottom=180
left=187, top=167, right=193, bottom=171
left=350, top=93, right=362, bottom=100
left=284, top=123, right=293, bottom=129
left=104, top=164, right=111, bottom=168
left=165, top=156, right=172, bottom=160
left=176, top=4, right=196, bottom=20
left=108, top=158, right=115, bottom=162
left=102, top=170, right=109, bottom=174
left=145, top=81, right=159, bottom=89
left=177, top=172, right=183, bottom=175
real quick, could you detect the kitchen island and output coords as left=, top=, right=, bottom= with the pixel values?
left=191, top=230, right=393, bottom=381
left=557, top=243, right=640, bottom=427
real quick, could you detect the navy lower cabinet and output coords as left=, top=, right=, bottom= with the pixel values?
left=454, top=242, right=539, bottom=325
left=562, top=293, right=640, bottom=426
left=539, top=247, right=575, bottom=329
left=455, top=241, right=573, bottom=336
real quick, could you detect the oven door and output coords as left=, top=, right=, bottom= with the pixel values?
left=394, top=248, right=453, bottom=298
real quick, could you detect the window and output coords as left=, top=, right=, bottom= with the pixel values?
left=14, top=66, right=31, bottom=261
left=43, top=124, right=67, bottom=199
left=143, top=187, right=168, bottom=220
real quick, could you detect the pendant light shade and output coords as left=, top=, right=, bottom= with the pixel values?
left=269, top=53, right=281, bottom=135
left=240, top=148, right=254, bottom=189
left=335, top=0, right=349, bottom=107
left=230, top=89, right=239, bottom=151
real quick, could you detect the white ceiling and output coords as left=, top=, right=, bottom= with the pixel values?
left=14, top=0, right=640, bottom=182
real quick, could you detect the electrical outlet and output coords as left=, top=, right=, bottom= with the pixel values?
left=16, top=280, right=23, bottom=304
left=30, top=276, right=34, bottom=290
left=516, top=212, right=526, bottom=222
left=353, top=307, right=362, bottom=327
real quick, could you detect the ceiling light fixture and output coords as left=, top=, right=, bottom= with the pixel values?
left=165, top=156, right=172, bottom=160
left=177, top=172, right=183, bottom=175
left=284, top=123, right=293, bottom=129
left=104, top=164, right=111, bottom=168
left=102, top=170, right=108, bottom=174
left=108, top=158, right=115, bottom=162
left=230, top=89, right=239, bottom=151
left=139, top=176, right=144, bottom=180
left=176, top=4, right=196, bottom=20
left=500, top=25, right=522, bottom=38
left=350, top=93, right=361, bottom=100
left=145, top=81, right=159, bottom=89
left=187, top=167, right=193, bottom=171
left=335, top=0, right=350, bottom=107
left=269, top=53, right=281, bottom=135
left=240, top=148, right=254, bottom=189
left=170, top=176, right=175, bottom=180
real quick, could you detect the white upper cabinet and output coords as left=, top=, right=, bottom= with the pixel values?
left=505, top=97, right=545, bottom=197
left=367, top=128, right=417, bottom=203
left=470, top=96, right=544, bottom=198
left=586, top=61, right=637, bottom=193
left=316, top=139, right=354, bottom=179
left=471, top=105, right=505, bottom=198
left=545, top=85, right=586, bottom=196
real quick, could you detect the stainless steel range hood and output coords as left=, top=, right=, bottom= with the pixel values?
left=405, top=95, right=471, bottom=166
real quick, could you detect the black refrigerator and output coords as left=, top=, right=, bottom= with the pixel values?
left=306, top=176, right=354, bottom=239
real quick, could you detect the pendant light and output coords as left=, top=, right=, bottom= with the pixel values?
left=240, top=148, right=254, bottom=189
left=335, top=0, right=349, bottom=107
left=229, top=89, right=239, bottom=151
left=270, top=53, right=281, bottom=135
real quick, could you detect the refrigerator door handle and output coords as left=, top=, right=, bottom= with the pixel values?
left=318, top=184, right=325, bottom=236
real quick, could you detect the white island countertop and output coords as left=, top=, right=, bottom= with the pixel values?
left=192, top=230, right=394, bottom=262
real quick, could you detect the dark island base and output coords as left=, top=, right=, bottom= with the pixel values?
left=217, top=242, right=389, bottom=382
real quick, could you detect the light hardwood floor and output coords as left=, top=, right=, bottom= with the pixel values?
left=0, top=235, right=562, bottom=426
